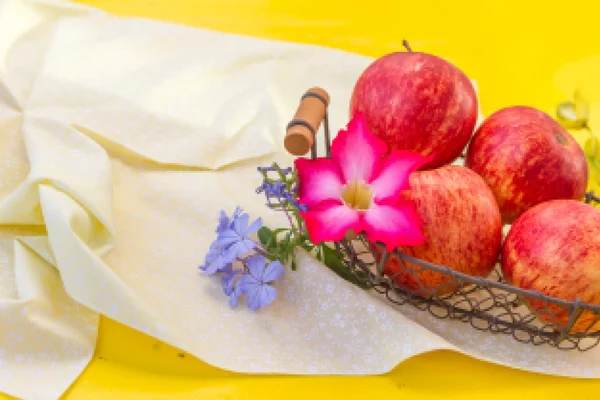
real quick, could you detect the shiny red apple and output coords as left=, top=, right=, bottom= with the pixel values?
left=465, top=106, right=588, bottom=224
left=378, top=165, right=502, bottom=297
left=349, top=51, right=478, bottom=170
left=502, top=199, right=600, bottom=333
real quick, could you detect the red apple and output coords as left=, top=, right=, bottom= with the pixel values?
left=377, top=165, right=502, bottom=297
left=465, top=106, right=588, bottom=224
left=502, top=199, right=600, bottom=333
left=349, top=51, right=478, bottom=170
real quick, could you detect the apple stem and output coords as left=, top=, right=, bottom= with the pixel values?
left=585, top=191, right=600, bottom=204
left=402, top=39, right=413, bottom=52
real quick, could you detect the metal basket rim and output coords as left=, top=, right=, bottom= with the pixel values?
left=339, top=237, right=600, bottom=347
left=369, top=242, right=600, bottom=312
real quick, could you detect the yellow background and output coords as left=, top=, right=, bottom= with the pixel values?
left=6, top=0, right=600, bottom=398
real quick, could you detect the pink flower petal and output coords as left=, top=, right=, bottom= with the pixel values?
left=301, top=200, right=360, bottom=245
left=294, top=158, right=344, bottom=207
left=371, top=150, right=433, bottom=203
left=362, top=200, right=426, bottom=252
left=331, top=112, right=388, bottom=183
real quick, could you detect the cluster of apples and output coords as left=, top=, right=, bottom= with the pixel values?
left=352, top=49, right=598, bottom=333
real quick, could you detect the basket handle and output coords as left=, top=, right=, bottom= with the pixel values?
left=284, top=87, right=330, bottom=156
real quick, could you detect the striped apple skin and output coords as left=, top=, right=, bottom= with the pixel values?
left=502, top=200, right=600, bottom=333
left=350, top=52, right=477, bottom=170
left=465, top=106, right=588, bottom=224
left=377, top=165, right=502, bottom=297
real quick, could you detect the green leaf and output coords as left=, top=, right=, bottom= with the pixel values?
left=320, top=245, right=371, bottom=290
left=258, top=226, right=274, bottom=246
left=281, top=231, right=292, bottom=246
left=300, top=243, right=314, bottom=252
left=272, top=228, right=288, bottom=238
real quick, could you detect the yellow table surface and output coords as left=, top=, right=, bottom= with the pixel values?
left=7, top=0, right=600, bottom=398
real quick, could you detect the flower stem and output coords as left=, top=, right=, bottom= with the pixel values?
left=252, top=243, right=272, bottom=258
left=279, top=197, right=296, bottom=231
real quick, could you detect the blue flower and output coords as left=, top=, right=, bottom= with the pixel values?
left=256, top=179, right=307, bottom=212
left=216, top=210, right=231, bottom=233
left=217, top=212, right=262, bottom=258
left=199, top=205, right=286, bottom=311
left=216, top=206, right=243, bottom=233
left=221, top=264, right=243, bottom=307
left=198, top=241, right=235, bottom=275
left=257, top=166, right=292, bottom=175
left=199, top=207, right=261, bottom=275
left=256, top=180, right=285, bottom=198
left=238, top=255, right=284, bottom=311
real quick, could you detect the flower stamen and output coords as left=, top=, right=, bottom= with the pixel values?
left=341, top=180, right=373, bottom=211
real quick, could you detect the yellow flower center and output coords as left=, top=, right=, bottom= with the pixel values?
left=341, top=180, right=373, bottom=211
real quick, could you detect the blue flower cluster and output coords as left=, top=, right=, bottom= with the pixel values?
left=256, top=166, right=307, bottom=212
left=199, top=207, right=284, bottom=311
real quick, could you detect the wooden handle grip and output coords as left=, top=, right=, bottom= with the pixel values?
left=284, top=87, right=330, bottom=156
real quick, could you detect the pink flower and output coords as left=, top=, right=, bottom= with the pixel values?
left=294, top=113, right=431, bottom=252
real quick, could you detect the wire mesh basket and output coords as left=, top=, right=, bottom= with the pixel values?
left=284, top=87, right=600, bottom=352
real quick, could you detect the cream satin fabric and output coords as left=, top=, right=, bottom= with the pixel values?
left=1, top=1, right=599, bottom=399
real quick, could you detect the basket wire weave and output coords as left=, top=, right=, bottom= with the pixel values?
left=290, top=89, right=600, bottom=352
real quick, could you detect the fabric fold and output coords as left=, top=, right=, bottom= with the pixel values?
left=0, top=235, right=98, bottom=400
